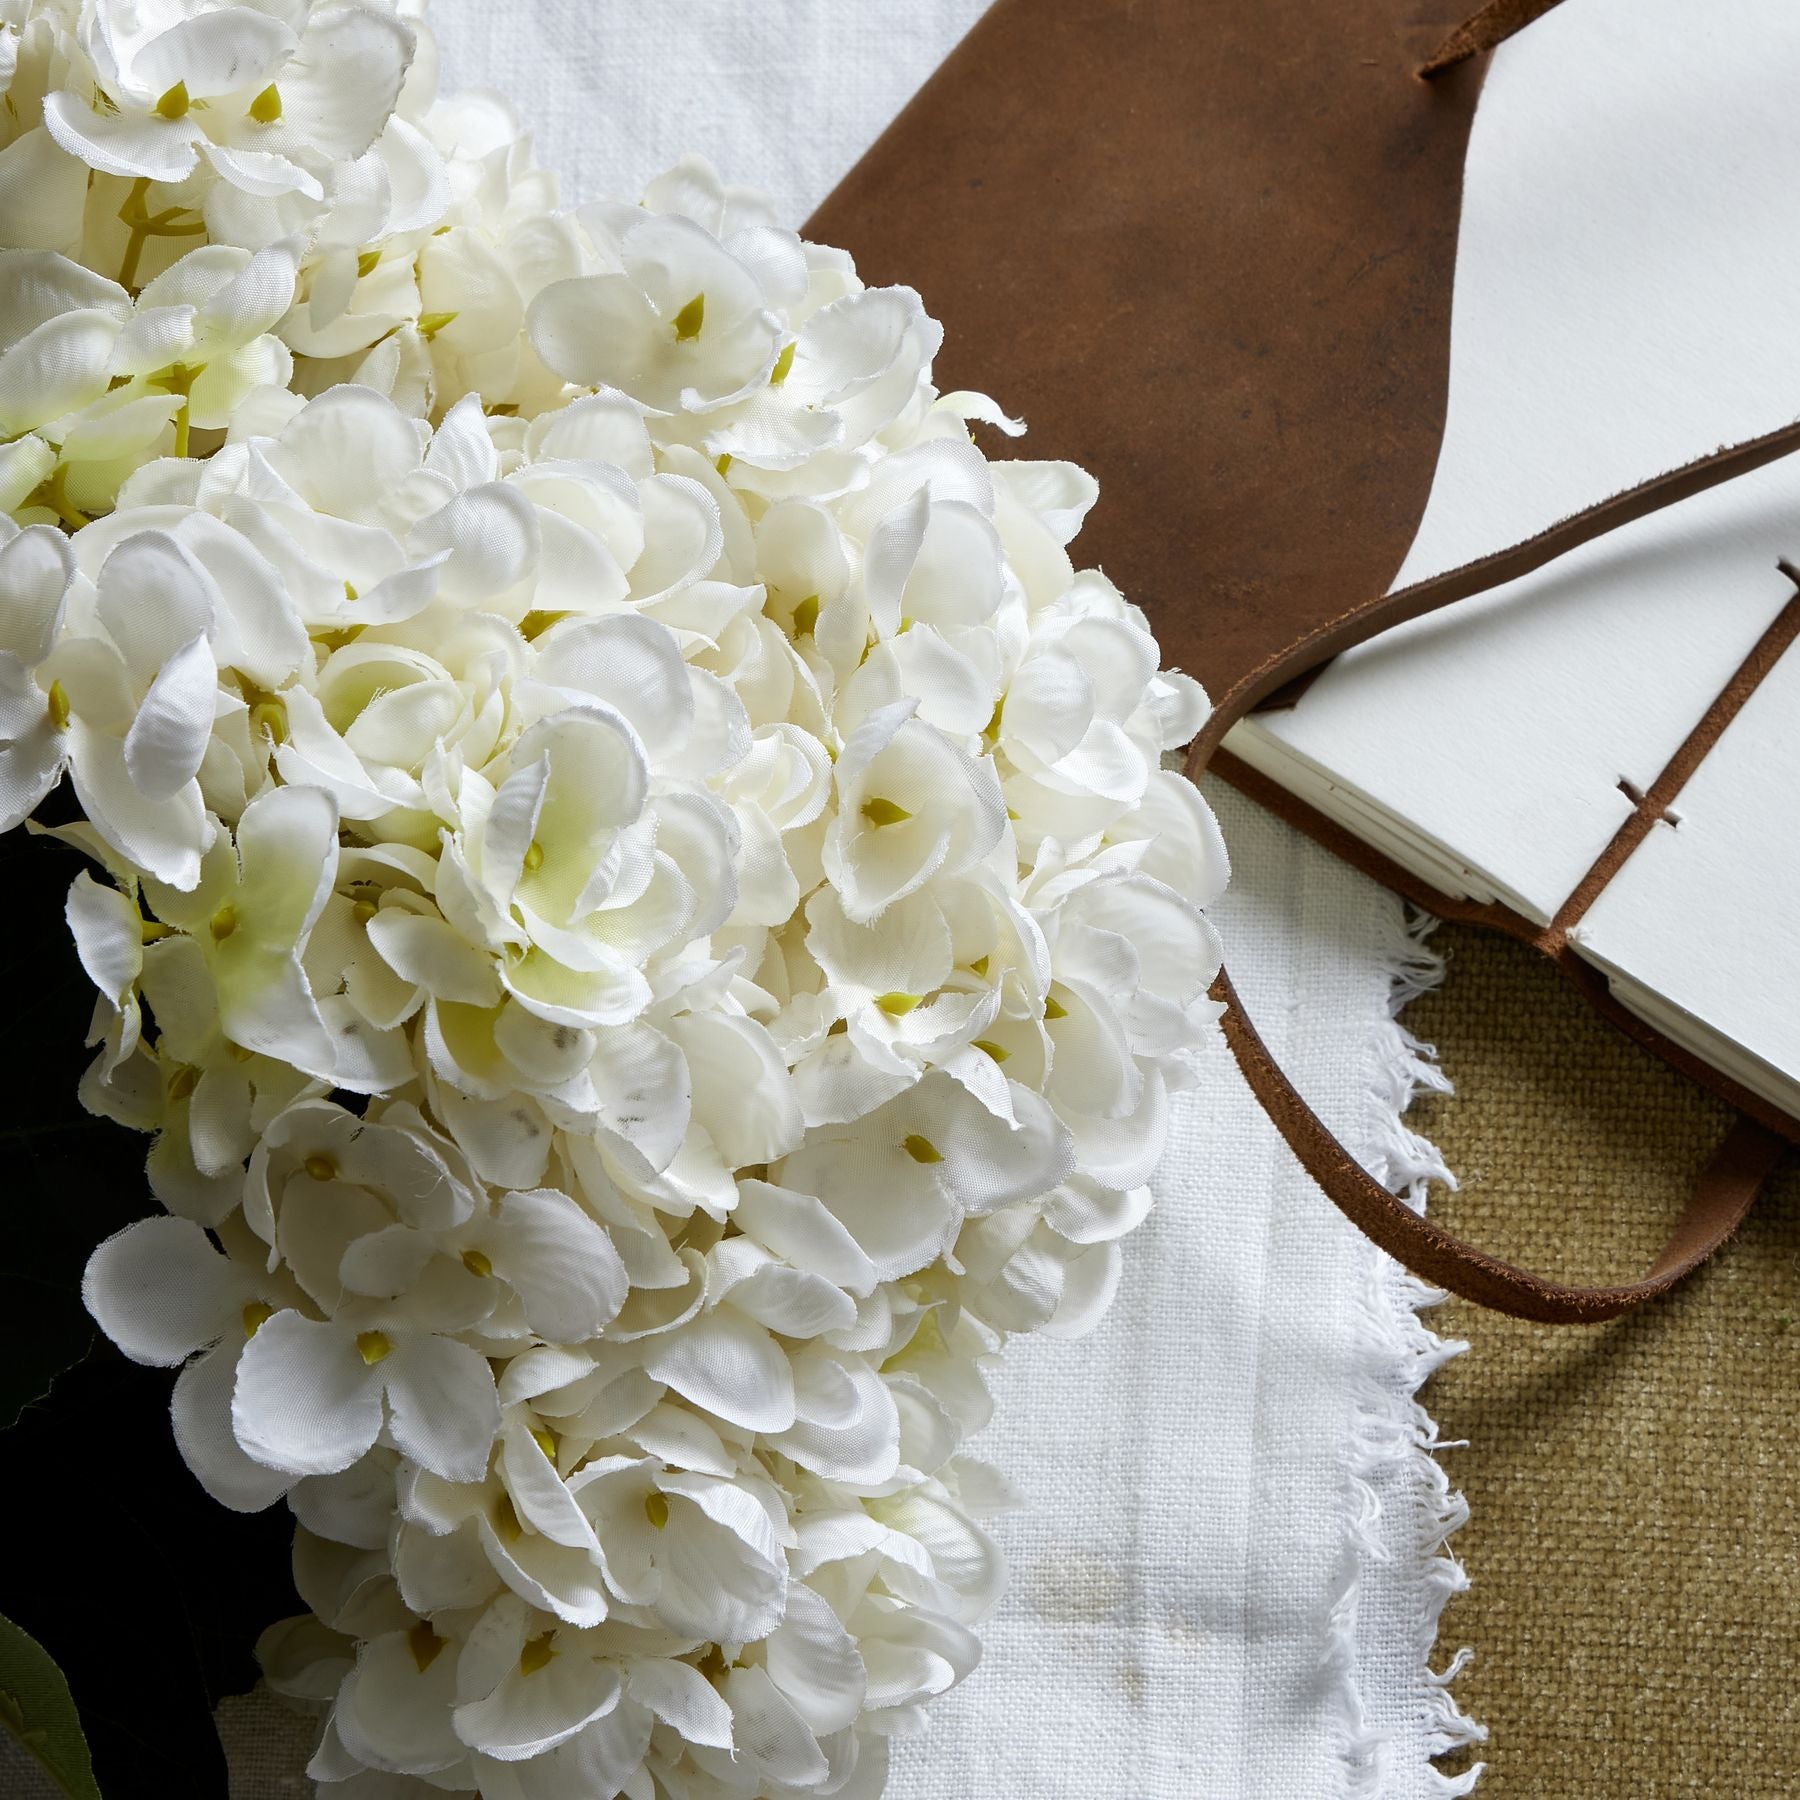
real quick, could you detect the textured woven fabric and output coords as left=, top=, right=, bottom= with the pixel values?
left=1406, top=925, right=1800, bottom=1797
left=426, top=0, right=996, bottom=231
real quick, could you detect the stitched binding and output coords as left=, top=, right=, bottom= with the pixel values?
left=1188, top=419, right=1800, bottom=1322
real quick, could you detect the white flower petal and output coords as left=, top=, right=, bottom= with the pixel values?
left=766, top=1584, right=867, bottom=1735
left=0, top=311, right=119, bottom=435
left=279, top=4, right=416, bottom=162
left=335, top=1626, right=466, bottom=1776
left=475, top=1701, right=653, bottom=1800
left=42, top=91, right=200, bottom=183
left=0, top=523, right=72, bottom=663
left=366, top=908, right=501, bottom=1006
left=0, top=130, right=91, bottom=255
left=66, top=725, right=209, bottom=891
left=410, top=482, right=539, bottom=605
left=476, top=1187, right=628, bottom=1343
left=727, top=1180, right=874, bottom=1296
left=453, top=1644, right=621, bottom=1762
left=171, top=1340, right=294, bottom=1512
left=122, top=632, right=216, bottom=801
left=641, top=1311, right=795, bottom=1435
left=625, top=1658, right=733, bottom=1751
left=719, top=1666, right=827, bottom=1790
left=200, top=141, right=324, bottom=199
left=83, top=1215, right=239, bottom=1367
left=65, top=870, right=140, bottom=1013
left=649, top=1479, right=788, bottom=1645
left=133, top=9, right=298, bottom=99
left=664, top=1012, right=802, bottom=1169
left=383, top=1333, right=501, bottom=1484
left=233, top=1312, right=384, bottom=1476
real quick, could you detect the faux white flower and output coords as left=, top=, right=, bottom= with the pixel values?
left=43, top=0, right=415, bottom=200
left=0, top=7, right=1237, bottom=1789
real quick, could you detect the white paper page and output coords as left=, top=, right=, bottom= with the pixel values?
left=1229, top=0, right=1800, bottom=925
left=1571, top=642, right=1800, bottom=1110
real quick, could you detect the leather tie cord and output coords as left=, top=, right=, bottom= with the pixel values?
left=1187, top=418, right=1800, bottom=1323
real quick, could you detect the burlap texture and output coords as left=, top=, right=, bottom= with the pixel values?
left=1405, top=922, right=1800, bottom=1796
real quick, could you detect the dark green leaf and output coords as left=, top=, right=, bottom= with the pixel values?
left=0, top=1613, right=102, bottom=1799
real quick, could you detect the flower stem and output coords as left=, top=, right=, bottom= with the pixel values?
left=115, top=178, right=208, bottom=294
left=116, top=178, right=152, bottom=292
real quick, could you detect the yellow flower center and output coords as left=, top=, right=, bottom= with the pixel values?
left=519, top=1632, right=557, bottom=1676
left=903, top=1134, right=944, bottom=1165
left=249, top=697, right=287, bottom=744
left=770, top=340, right=796, bottom=384
left=247, top=83, right=281, bottom=124
left=408, top=1620, right=446, bottom=1673
left=671, top=292, right=705, bottom=342
left=208, top=902, right=237, bottom=942
left=303, top=1153, right=337, bottom=1182
left=45, top=680, right=70, bottom=729
left=355, top=1330, right=393, bottom=1365
left=461, top=1248, right=493, bottom=1278
left=875, top=992, right=923, bottom=1016
left=241, top=1301, right=274, bottom=1338
left=644, top=1491, right=671, bottom=1530
left=860, top=796, right=912, bottom=828
left=154, top=80, right=190, bottom=120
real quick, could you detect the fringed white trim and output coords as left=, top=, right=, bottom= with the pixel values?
left=1328, top=905, right=1487, bottom=1797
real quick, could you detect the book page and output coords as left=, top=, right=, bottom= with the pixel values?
left=1229, top=0, right=1800, bottom=925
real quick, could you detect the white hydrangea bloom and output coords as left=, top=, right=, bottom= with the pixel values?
left=0, top=1, right=1234, bottom=1791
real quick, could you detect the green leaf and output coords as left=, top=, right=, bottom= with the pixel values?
left=0, top=1614, right=102, bottom=1798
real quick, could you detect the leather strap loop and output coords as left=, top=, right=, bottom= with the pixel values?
left=1189, top=419, right=1800, bottom=1320
left=1214, top=965, right=1785, bottom=1322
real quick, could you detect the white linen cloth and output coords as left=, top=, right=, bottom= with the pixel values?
left=192, top=7, right=1485, bottom=1797
left=884, top=785, right=1481, bottom=1799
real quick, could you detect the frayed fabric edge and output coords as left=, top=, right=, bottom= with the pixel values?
left=1326, top=904, right=1488, bottom=1798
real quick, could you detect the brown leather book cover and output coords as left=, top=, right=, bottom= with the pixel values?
left=806, top=0, right=1485, bottom=704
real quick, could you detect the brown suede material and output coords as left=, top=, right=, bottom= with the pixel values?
left=1421, top=0, right=1569, bottom=77
left=803, top=0, right=1795, bottom=1318
left=806, top=0, right=1485, bottom=706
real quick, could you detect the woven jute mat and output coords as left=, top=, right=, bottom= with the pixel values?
left=1403, top=923, right=1800, bottom=1797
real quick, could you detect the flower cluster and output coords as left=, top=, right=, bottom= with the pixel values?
left=2, top=1, right=1229, bottom=1793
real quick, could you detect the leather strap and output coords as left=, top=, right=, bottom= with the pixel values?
left=1420, top=0, right=1568, bottom=78
left=1189, top=419, right=1800, bottom=1321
